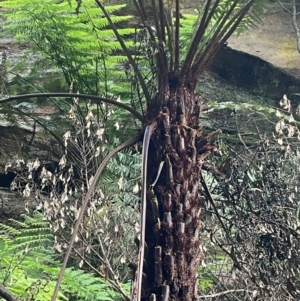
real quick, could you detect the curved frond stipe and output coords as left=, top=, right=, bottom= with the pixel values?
left=0, top=93, right=145, bottom=123
left=133, top=122, right=156, bottom=301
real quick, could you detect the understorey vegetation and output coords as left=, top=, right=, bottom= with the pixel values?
left=0, top=0, right=300, bottom=301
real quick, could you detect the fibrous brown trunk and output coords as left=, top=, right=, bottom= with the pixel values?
left=142, top=76, right=216, bottom=300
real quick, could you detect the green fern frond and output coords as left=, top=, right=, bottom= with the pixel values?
left=1, top=0, right=136, bottom=97
left=0, top=223, right=22, bottom=237
left=7, top=218, right=29, bottom=229
left=0, top=212, right=129, bottom=300
left=235, top=0, right=268, bottom=35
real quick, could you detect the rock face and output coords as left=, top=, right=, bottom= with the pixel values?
left=0, top=124, right=61, bottom=221
left=210, top=46, right=300, bottom=102
left=0, top=188, right=37, bottom=220
left=209, top=2, right=300, bottom=109
left=0, top=122, right=62, bottom=175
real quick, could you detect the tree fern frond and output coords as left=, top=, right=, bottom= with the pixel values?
left=235, top=0, right=267, bottom=35
left=190, top=0, right=256, bottom=79
left=0, top=212, right=128, bottom=300
left=0, top=223, right=22, bottom=237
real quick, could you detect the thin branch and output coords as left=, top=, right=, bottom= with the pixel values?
left=12, top=107, right=65, bottom=149
left=132, top=0, right=162, bottom=86
left=143, top=0, right=165, bottom=92
left=192, top=0, right=239, bottom=69
left=97, top=234, right=130, bottom=300
left=200, top=170, right=233, bottom=242
left=51, top=134, right=141, bottom=301
left=277, top=0, right=292, bottom=15
left=94, top=0, right=151, bottom=105
left=59, top=233, right=130, bottom=300
left=292, top=0, right=300, bottom=53
left=8, top=72, right=67, bottom=115
left=200, top=289, right=252, bottom=299
left=235, top=114, right=253, bottom=154
left=0, top=92, right=144, bottom=122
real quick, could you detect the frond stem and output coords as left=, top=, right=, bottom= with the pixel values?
left=159, top=0, right=166, bottom=44
left=95, top=0, right=151, bottom=105
left=0, top=284, right=18, bottom=301
left=174, top=0, right=180, bottom=73
left=0, top=93, right=145, bottom=122
left=180, top=0, right=216, bottom=79
left=192, top=0, right=239, bottom=74
left=194, top=0, right=255, bottom=77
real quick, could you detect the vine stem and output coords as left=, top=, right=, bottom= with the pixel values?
left=51, top=134, right=141, bottom=301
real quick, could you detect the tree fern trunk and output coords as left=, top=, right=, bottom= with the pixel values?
left=142, top=78, right=215, bottom=300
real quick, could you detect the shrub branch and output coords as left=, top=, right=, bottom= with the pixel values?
left=51, top=134, right=141, bottom=301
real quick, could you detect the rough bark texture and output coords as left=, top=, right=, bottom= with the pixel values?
left=143, top=77, right=216, bottom=300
